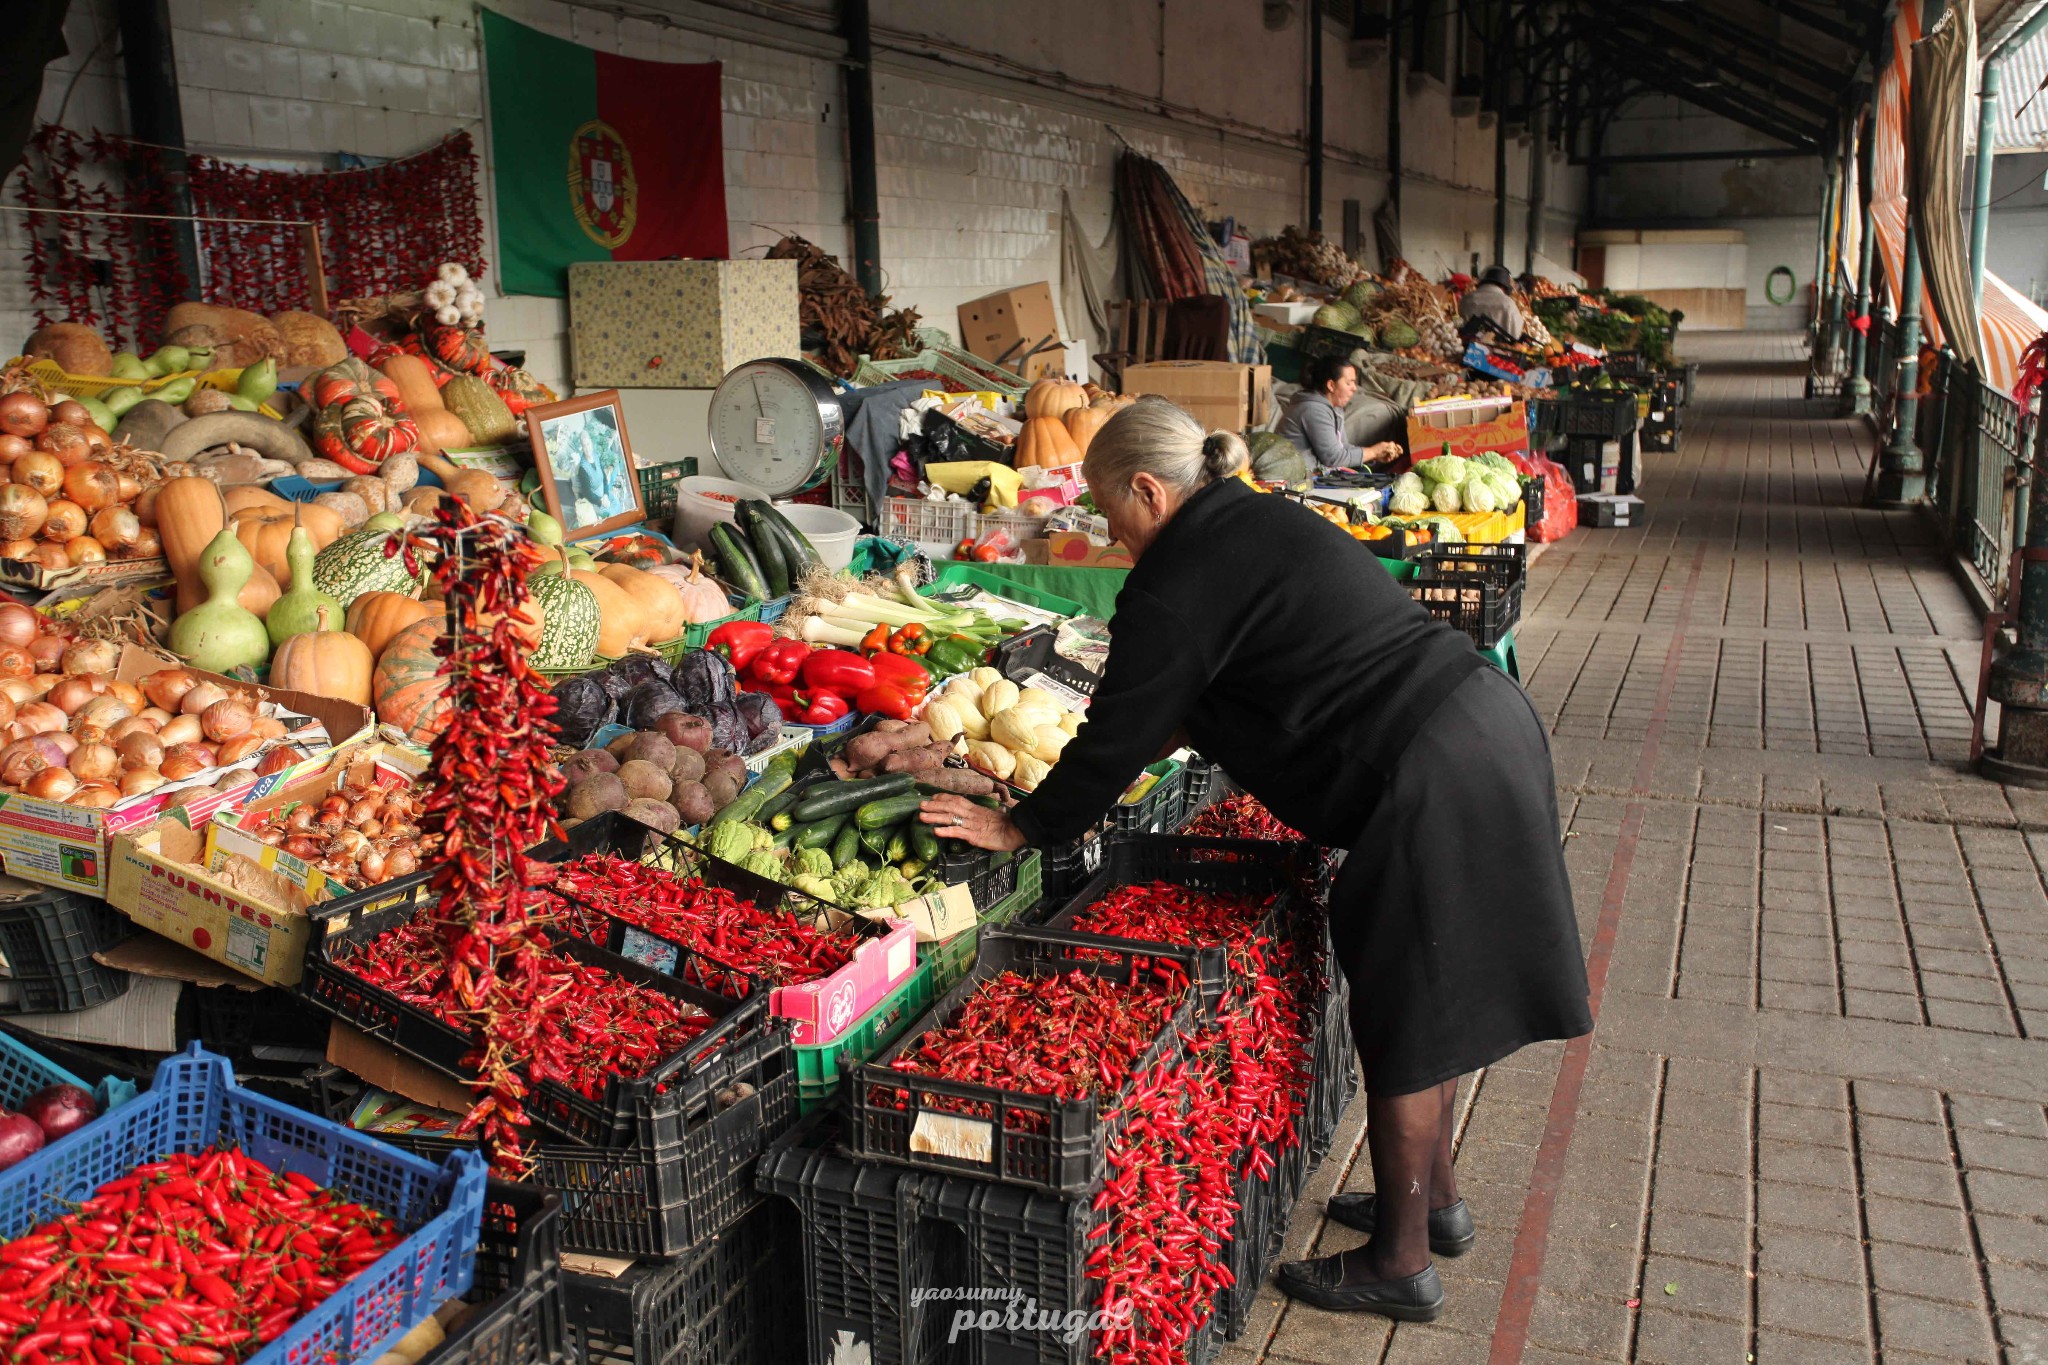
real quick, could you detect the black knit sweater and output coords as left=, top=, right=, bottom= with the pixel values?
left=1011, top=479, right=1483, bottom=849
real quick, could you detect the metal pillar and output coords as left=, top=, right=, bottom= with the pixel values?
left=116, top=0, right=200, bottom=293
left=1872, top=212, right=1926, bottom=506
left=840, top=0, right=882, bottom=297
left=1981, top=418, right=2048, bottom=783
left=1812, top=154, right=1838, bottom=328
left=1525, top=104, right=1548, bottom=274
left=1968, top=59, right=2001, bottom=316
left=1308, top=0, right=1325, bottom=232
left=1842, top=111, right=1879, bottom=416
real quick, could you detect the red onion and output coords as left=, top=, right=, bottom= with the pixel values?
left=19, top=1085, right=95, bottom=1142
left=0, top=1110, right=45, bottom=1172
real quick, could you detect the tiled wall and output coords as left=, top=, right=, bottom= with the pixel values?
left=5, top=0, right=1582, bottom=395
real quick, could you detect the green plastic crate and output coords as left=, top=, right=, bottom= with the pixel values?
left=928, top=563, right=1086, bottom=618
left=922, top=849, right=1043, bottom=1000
left=635, top=458, right=697, bottom=522
left=679, top=598, right=763, bottom=652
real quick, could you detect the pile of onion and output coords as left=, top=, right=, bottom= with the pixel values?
left=0, top=661, right=295, bottom=807
left=0, top=391, right=158, bottom=572
left=242, top=772, right=438, bottom=888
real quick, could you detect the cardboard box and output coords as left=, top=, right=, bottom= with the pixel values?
left=0, top=554, right=171, bottom=594
left=7, top=932, right=261, bottom=1052
left=957, top=283, right=1059, bottom=374
left=1406, top=397, right=1533, bottom=461
left=108, top=810, right=318, bottom=988
left=1578, top=493, right=1645, bottom=527
left=329, top=1021, right=476, bottom=1115
left=0, top=645, right=374, bottom=898
left=1119, top=362, right=1274, bottom=433
left=205, top=743, right=428, bottom=904
left=1047, top=530, right=1136, bottom=570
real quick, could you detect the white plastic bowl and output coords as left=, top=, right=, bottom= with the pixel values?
left=672, top=475, right=771, bottom=552
left=774, top=502, right=862, bottom=572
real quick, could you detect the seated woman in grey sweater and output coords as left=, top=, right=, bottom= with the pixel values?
left=1276, top=356, right=1404, bottom=471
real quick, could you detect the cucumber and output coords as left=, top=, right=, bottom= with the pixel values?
left=898, top=858, right=927, bottom=878
left=737, top=501, right=790, bottom=597
left=753, top=500, right=821, bottom=576
left=855, top=792, right=925, bottom=831
left=789, top=774, right=915, bottom=824
left=709, top=522, right=770, bottom=601
left=708, top=765, right=792, bottom=828
left=909, top=822, right=940, bottom=864
left=885, top=828, right=910, bottom=863
left=794, top=814, right=846, bottom=851
left=758, top=778, right=816, bottom=830
left=831, top=821, right=863, bottom=869
left=771, top=825, right=799, bottom=850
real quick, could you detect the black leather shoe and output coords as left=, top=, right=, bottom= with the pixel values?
left=1274, top=1254, right=1444, bottom=1320
left=1324, top=1193, right=1475, bottom=1256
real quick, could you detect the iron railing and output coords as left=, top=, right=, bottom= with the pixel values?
left=1923, top=356, right=2034, bottom=603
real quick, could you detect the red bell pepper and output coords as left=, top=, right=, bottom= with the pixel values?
left=855, top=684, right=917, bottom=721
left=801, top=649, right=876, bottom=696
left=794, top=690, right=850, bottom=725
left=887, top=623, right=932, bottom=656
left=865, top=651, right=932, bottom=701
left=750, top=638, right=811, bottom=686
left=706, top=620, right=775, bottom=671
left=859, top=623, right=890, bottom=656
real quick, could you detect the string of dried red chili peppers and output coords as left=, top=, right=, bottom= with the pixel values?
left=544, top=853, right=859, bottom=986
left=0, top=1148, right=403, bottom=1364
left=394, top=505, right=560, bottom=1177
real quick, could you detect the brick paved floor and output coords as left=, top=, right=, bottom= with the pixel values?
left=1238, top=334, right=2048, bottom=1365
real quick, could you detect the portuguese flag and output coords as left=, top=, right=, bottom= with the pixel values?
left=482, top=9, right=729, bottom=297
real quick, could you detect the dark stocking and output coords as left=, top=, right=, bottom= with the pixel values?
left=1432, top=1078, right=1460, bottom=1210
left=1338, top=1087, right=1441, bottom=1283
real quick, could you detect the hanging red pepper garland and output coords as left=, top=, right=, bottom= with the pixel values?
left=393, top=504, right=563, bottom=1176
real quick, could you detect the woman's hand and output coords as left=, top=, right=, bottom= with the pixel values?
left=919, top=794, right=1027, bottom=852
left=1362, top=441, right=1405, bottom=465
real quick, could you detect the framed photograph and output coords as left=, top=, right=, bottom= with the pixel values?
left=525, top=390, right=644, bottom=540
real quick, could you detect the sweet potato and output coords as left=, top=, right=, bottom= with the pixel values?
left=845, top=723, right=933, bottom=772
left=918, top=766, right=996, bottom=796
left=883, top=745, right=946, bottom=774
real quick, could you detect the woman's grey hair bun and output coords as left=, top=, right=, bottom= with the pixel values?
left=1083, top=399, right=1248, bottom=497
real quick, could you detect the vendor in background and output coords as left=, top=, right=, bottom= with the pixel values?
left=1275, top=356, right=1404, bottom=472
left=922, top=399, right=1591, bottom=1323
left=1458, top=265, right=1525, bottom=342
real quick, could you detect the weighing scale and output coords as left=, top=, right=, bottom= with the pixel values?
left=705, top=358, right=845, bottom=497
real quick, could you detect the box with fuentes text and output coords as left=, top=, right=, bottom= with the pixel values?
left=1406, top=396, right=1531, bottom=460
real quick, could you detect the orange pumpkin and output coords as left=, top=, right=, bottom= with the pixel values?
left=346, top=591, right=440, bottom=660
left=1022, top=378, right=1087, bottom=421
left=156, top=475, right=282, bottom=617
left=372, top=618, right=452, bottom=743
left=1014, top=417, right=1080, bottom=470
left=231, top=502, right=344, bottom=585
left=1063, top=404, right=1117, bottom=455
left=270, top=630, right=375, bottom=706
left=223, top=486, right=293, bottom=517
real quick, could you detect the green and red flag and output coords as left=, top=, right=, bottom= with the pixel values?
left=482, top=10, right=729, bottom=296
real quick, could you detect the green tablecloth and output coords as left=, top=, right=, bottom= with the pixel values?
left=975, top=564, right=1129, bottom=618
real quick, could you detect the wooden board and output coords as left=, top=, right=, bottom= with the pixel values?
left=1635, top=287, right=1748, bottom=331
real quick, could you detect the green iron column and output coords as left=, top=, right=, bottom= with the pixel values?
left=1842, top=111, right=1879, bottom=416
left=1871, top=212, right=1926, bottom=506
left=1981, top=417, right=2048, bottom=784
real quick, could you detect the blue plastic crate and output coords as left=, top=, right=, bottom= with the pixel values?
left=0, top=1026, right=138, bottom=1127
left=0, top=1045, right=487, bottom=1365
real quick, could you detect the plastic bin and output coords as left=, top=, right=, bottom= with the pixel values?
left=0, top=885, right=132, bottom=1014
left=569, top=1191, right=799, bottom=1365
left=1106, top=758, right=1187, bottom=835
left=0, top=1023, right=138, bottom=1128
left=882, top=496, right=977, bottom=556
left=921, top=848, right=1043, bottom=1000
left=0, top=1044, right=487, bottom=1365
left=850, top=926, right=1223, bottom=1194
left=928, top=562, right=1087, bottom=617
left=418, top=1182, right=575, bottom=1365
left=792, top=963, right=941, bottom=1116
left=636, top=459, right=698, bottom=524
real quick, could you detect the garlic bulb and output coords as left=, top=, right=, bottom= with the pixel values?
left=437, top=262, right=471, bottom=287
left=424, top=280, right=456, bottom=307
left=434, top=305, right=462, bottom=326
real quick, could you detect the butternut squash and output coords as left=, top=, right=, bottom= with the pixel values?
left=570, top=567, right=647, bottom=656
left=379, top=354, right=465, bottom=456
left=598, top=562, right=688, bottom=642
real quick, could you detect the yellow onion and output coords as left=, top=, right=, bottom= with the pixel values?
left=60, top=640, right=117, bottom=676
left=120, top=768, right=166, bottom=797
left=68, top=742, right=117, bottom=783
left=140, top=668, right=198, bottom=712
left=0, top=604, right=37, bottom=650
left=23, top=768, right=77, bottom=801
left=201, top=696, right=255, bottom=743
left=179, top=680, right=228, bottom=716
left=158, top=714, right=202, bottom=746
left=114, top=731, right=164, bottom=769
left=66, top=781, right=120, bottom=808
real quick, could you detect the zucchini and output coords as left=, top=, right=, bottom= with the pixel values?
left=709, top=522, right=769, bottom=601
left=708, top=766, right=793, bottom=828
left=909, top=822, right=940, bottom=864
left=898, top=858, right=926, bottom=878
left=831, top=821, right=863, bottom=869
left=737, top=501, right=790, bottom=597
left=759, top=778, right=817, bottom=830
left=753, top=500, right=822, bottom=576
left=855, top=792, right=925, bottom=831
left=794, top=814, right=846, bottom=851
left=790, top=773, right=915, bottom=823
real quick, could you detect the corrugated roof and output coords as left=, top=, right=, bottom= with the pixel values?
left=1999, top=28, right=2048, bottom=149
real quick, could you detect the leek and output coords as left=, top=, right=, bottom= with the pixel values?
left=798, top=615, right=869, bottom=647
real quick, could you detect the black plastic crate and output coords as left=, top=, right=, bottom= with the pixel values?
left=1416, top=539, right=1528, bottom=590
left=570, top=1196, right=799, bottom=1365
left=757, top=1119, right=943, bottom=1365
left=1305, top=957, right=1357, bottom=1166
left=852, top=926, right=1223, bottom=1195
left=1407, top=543, right=1526, bottom=650
left=1557, top=389, right=1638, bottom=439
left=0, top=884, right=131, bottom=1014
left=1180, top=756, right=1222, bottom=819
left=1217, top=1160, right=1286, bottom=1342
left=184, top=984, right=331, bottom=1064
left=993, top=625, right=1100, bottom=698
left=932, top=845, right=1024, bottom=911
left=1038, top=827, right=1104, bottom=906
left=419, top=1181, right=574, bottom=1365
left=1104, top=761, right=1187, bottom=836
left=1037, top=835, right=1306, bottom=1016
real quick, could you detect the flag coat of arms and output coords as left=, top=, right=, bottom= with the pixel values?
left=482, top=10, right=730, bottom=296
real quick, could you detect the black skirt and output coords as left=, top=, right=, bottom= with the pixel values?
left=1328, top=665, right=1592, bottom=1097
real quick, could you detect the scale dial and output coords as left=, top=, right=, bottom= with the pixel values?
left=707, top=358, right=844, bottom=498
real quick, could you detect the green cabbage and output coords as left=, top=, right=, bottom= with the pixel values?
left=796, top=846, right=834, bottom=879
left=1463, top=478, right=1498, bottom=514
left=1388, top=484, right=1429, bottom=516
left=1472, top=451, right=1517, bottom=477
left=1343, top=279, right=1380, bottom=311
left=1412, top=455, right=1469, bottom=487
left=1489, top=470, right=1525, bottom=507
left=739, top=849, right=788, bottom=882
left=1431, top=482, right=1462, bottom=514
left=1378, top=318, right=1420, bottom=349
left=1314, top=302, right=1361, bottom=333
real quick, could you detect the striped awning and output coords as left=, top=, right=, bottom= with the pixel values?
left=1873, top=2, right=2048, bottom=398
